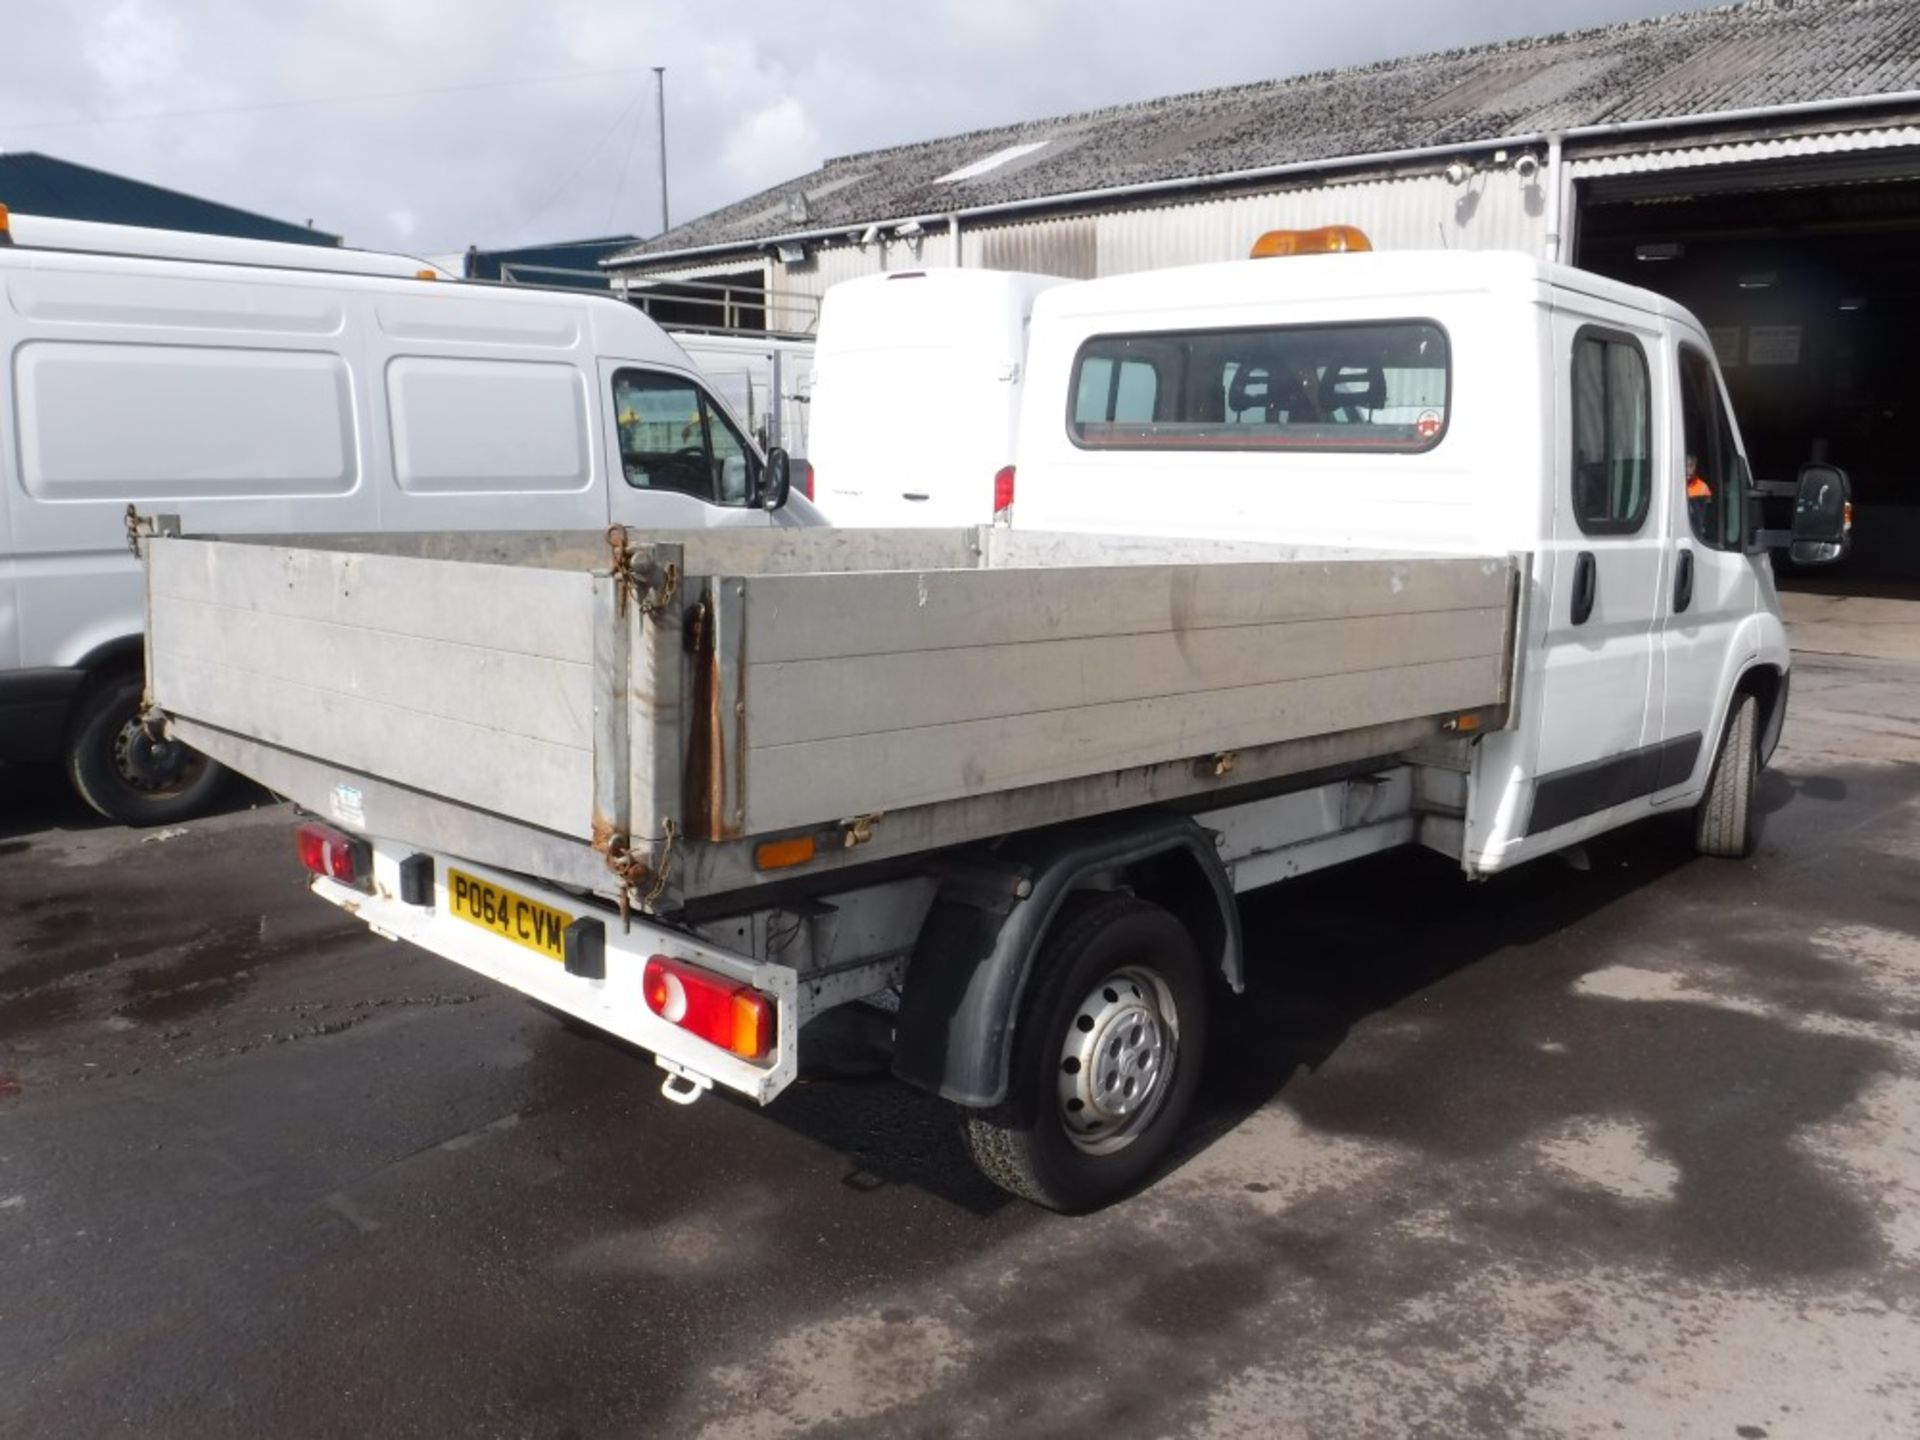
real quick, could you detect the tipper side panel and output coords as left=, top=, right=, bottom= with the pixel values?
left=737, top=555, right=1514, bottom=835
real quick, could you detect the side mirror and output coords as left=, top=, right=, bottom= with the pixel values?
left=756, top=447, right=792, bottom=511
left=1788, top=461, right=1851, bottom=566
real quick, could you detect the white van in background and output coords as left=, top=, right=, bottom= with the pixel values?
left=0, top=207, right=813, bottom=825
left=671, top=332, right=814, bottom=464
left=806, top=269, right=1066, bottom=526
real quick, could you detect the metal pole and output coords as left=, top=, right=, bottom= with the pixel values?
left=1542, top=134, right=1564, bottom=265
left=653, top=66, right=669, bottom=235
left=768, top=347, right=784, bottom=450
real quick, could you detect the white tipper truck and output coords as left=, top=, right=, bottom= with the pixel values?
left=137, top=234, right=1850, bottom=1211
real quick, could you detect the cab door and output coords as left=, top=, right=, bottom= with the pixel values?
left=1652, top=342, right=1760, bottom=793
left=600, top=362, right=775, bottom=530
left=1525, top=311, right=1666, bottom=837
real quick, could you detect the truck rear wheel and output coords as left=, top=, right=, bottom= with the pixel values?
left=961, top=895, right=1207, bottom=1213
left=66, top=674, right=227, bottom=826
left=1695, top=692, right=1758, bottom=859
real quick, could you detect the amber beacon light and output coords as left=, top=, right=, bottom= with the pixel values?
left=1250, top=225, right=1373, bottom=258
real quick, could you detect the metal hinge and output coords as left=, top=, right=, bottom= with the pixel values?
left=606, top=525, right=679, bottom=621
left=602, top=819, right=678, bottom=924
left=124, top=506, right=180, bottom=558
left=842, top=813, right=883, bottom=848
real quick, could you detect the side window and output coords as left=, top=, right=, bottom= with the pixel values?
left=1073, top=355, right=1160, bottom=425
left=1569, top=330, right=1651, bottom=535
left=705, top=398, right=756, bottom=505
left=611, top=369, right=758, bottom=504
left=1678, top=347, right=1744, bottom=551
left=1068, top=322, right=1449, bottom=453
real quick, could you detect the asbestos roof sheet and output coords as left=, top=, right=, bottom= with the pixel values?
left=613, top=0, right=1920, bottom=264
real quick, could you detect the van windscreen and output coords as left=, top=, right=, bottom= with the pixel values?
left=1068, top=321, right=1450, bottom=454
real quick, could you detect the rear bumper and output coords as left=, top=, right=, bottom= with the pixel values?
left=0, top=668, right=85, bottom=763
left=312, top=839, right=800, bottom=1104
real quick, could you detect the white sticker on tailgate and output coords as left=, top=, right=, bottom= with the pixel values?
left=330, top=783, right=366, bottom=828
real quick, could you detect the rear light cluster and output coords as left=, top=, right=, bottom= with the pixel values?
left=993, top=465, right=1015, bottom=524
left=296, top=821, right=371, bottom=890
left=798, top=460, right=815, bottom=501
left=644, top=955, right=774, bottom=1061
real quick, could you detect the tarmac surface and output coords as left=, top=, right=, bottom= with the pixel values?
left=4, top=647, right=1920, bottom=1439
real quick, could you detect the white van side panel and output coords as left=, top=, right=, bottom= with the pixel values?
left=18, top=343, right=359, bottom=499
left=385, top=358, right=591, bottom=494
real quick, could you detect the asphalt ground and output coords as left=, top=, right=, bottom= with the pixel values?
left=4, top=652, right=1920, bottom=1439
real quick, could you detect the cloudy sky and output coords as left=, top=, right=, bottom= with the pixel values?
left=4, top=0, right=1727, bottom=257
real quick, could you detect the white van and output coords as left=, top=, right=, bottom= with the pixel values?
left=0, top=208, right=814, bottom=824
left=670, top=332, right=813, bottom=461
left=806, top=268, right=1065, bottom=526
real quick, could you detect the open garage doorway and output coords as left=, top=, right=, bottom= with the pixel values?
left=1578, top=155, right=1920, bottom=592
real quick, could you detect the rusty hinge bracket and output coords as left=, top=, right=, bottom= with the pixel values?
left=602, top=819, right=678, bottom=925
left=842, top=813, right=883, bottom=849
left=126, top=507, right=182, bottom=558
left=606, top=524, right=680, bottom=621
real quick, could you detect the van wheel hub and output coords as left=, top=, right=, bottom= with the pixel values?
left=112, top=717, right=198, bottom=794
left=1057, top=966, right=1175, bottom=1154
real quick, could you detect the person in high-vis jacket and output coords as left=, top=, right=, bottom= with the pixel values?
left=1686, top=451, right=1715, bottom=539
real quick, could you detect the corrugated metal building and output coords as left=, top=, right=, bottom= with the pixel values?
left=0, top=152, right=339, bottom=246
left=462, top=235, right=638, bottom=288
left=608, top=0, right=1920, bottom=573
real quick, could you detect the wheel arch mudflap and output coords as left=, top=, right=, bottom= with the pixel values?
left=890, top=812, right=1240, bottom=1109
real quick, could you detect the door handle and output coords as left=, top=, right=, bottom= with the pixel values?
left=901, top=492, right=930, bottom=502
left=1674, top=548, right=1694, bottom=614
left=1571, top=550, right=1597, bottom=626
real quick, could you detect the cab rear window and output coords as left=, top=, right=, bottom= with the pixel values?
left=1068, top=321, right=1450, bottom=454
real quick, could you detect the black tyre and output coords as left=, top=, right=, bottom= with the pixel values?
left=65, top=674, right=228, bottom=826
left=1695, top=692, right=1758, bottom=859
left=961, top=895, right=1208, bottom=1213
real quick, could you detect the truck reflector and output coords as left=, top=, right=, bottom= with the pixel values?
left=754, top=834, right=817, bottom=871
left=1250, top=225, right=1372, bottom=258
left=295, top=821, right=371, bottom=889
left=644, top=956, right=774, bottom=1061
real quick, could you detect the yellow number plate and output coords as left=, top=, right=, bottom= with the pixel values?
left=448, top=869, right=571, bottom=963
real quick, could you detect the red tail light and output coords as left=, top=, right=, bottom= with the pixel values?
left=799, top=460, right=815, bottom=500
left=296, top=821, right=371, bottom=889
left=993, top=465, right=1015, bottom=523
left=644, top=955, right=775, bottom=1061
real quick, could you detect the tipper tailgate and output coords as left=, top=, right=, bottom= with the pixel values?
left=146, top=534, right=602, bottom=838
